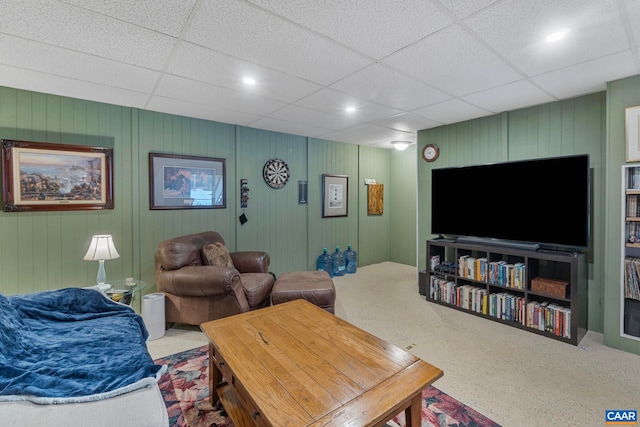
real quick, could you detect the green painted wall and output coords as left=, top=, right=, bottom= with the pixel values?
left=235, top=127, right=308, bottom=276
left=0, top=86, right=401, bottom=308
left=604, top=75, right=640, bottom=354
left=358, top=146, right=390, bottom=266
left=389, top=145, right=417, bottom=266
left=0, top=87, right=133, bottom=296
left=307, top=139, right=360, bottom=268
left=417, top=93, right=606, bottom=335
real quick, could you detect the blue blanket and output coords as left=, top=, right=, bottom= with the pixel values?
left=0, top=288, right=164, bottom=404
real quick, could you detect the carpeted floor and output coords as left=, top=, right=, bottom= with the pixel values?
left=155, top=345, right=500, bottom=427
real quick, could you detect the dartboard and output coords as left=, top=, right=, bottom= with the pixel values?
left=263, top=158, right=290, bottom=189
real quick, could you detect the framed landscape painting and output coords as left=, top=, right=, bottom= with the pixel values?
left=1, top=139, right=113, bottom=212
left=149, top=152, right=226, bottom=210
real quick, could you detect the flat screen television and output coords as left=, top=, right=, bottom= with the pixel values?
left=431, top=154, right=590, bottom=249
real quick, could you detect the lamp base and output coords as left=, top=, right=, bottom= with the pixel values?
left=96, top=283, right=111, bottom=291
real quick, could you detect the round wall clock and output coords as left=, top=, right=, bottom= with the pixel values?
left=263, top=158, right=290, bottom=189
left=422, top=144, right=439, bottom=162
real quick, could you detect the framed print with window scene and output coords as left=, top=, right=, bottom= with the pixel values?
left=149, top=152, right=226, bottom=209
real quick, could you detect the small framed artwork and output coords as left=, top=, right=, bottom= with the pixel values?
left=322, top=174, right=348, bottom=218
left=626, top=105, right=640, bottom=162
left=1, top=139, right=113, bottom=212
left=367, top=183, right=384, bottom=215
left=149, top=152, right=226, bottom=209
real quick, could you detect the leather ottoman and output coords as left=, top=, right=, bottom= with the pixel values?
left=271, top=271, right=336, bottom=314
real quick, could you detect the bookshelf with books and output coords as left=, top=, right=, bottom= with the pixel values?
left=621, top=165, right=640, bottom=340
left=426, top=239, right=586, bottom=345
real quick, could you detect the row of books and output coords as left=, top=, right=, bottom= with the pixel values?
left=458, top=255, right=487, bottom=281
left=624, top=257, right=640, bottom=301
left=526, top=301, right=572, bottom=339
left=429, top=277, right=487, bottom=314
left=626, top=195, right=640, bottom=217
left=429, top=275, right=572, bottom=338
left=429, top=276, right=456, bottom=304
left=626, top=222, right=640, bottom=244
left=628, top=167, right=640, bottom=190
left=488, top=293, right=526, bottom=325
left=458, top=255, right=525, bottom=289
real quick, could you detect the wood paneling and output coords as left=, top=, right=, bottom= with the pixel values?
left=136, top=111, right=236, bottom=290
left=389, top=146, right=417, bottom=266
left=0, top=87, right=130, bottom=296
left=235, top=127, right=307, bottom=276
left=417, top=94, right=606, bottom=335
left=604, top=75, right=640, bottom=354
left=358, top=146, right=390, bottom=266
left=308, top=139, right=359, bottom=269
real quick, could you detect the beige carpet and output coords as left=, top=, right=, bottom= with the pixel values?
left=147, top=262, right=640, bottom=427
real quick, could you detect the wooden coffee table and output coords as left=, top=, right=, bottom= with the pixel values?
left=200, top=299, right=443, bottom=427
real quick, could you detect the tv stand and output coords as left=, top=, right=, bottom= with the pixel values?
left=425, top=238, right=586, bottom=345
left=456, top=236, right=540, bottom=252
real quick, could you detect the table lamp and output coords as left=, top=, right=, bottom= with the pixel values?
left=83, top=234, right=120, bottom=290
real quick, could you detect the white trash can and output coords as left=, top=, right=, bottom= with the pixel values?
left=142, top=293, right=165, bottom=341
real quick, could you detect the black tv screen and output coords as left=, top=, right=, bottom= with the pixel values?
left=431, top=154, right=590, bottom=249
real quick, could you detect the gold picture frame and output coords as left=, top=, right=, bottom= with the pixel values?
left=1, top=139, right=113, bottom=212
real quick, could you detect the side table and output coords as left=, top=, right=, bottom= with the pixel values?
left=88, top=279, right=147, bottom=305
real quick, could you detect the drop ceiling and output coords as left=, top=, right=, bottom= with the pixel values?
left=1, top=0, right=638, bottom=149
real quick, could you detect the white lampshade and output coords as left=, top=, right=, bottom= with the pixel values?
left=83, top=235, right=120, bottom=261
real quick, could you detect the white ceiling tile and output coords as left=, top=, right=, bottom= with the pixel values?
left=295, top=88, right=403, bottom=122
left=247, top=0, right=453, bottom=59
left=436, top=0, right=500, bottom=19
left=372, top=112, right=444, bottom=132
left=268, top=105, right=362, bottom=131
left=464, top=0, right=629, bottom=76
left=0, top=35, right=160, bottom=93
left=183, top=0, right=371, bottom=85
left=335, top=124, right=417, bottom=145
left=146, top=96, right=262, bottom=126
left=625, top=0, right=640, bottom=48
left=0, top=1, right=638, bottom=148
left=532, top=51, right=637, bottom=99
left=383, top=24, right=522, bottom=96
left=166, top=42, right=322, bottom=103
left=0, top=64, right=149, bottom=108
left=248, top=117, right=331, bottom=138
left=154, top=75, right=286, bottom=116
left=412, top=99, right=493, bottom=124
left=330, top=64, right=451, bottom=111
left=61, top=0, right=196, bottom=37
left=0, top=0, right=176, bottom=69
left=462, top=80, right=556, bottom=113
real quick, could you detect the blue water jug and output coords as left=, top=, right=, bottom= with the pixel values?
left=344, top=244, right=357, bottom=274
left=317, top=248, right=333, bottom=277
left=331, top=246, right=346, bottom=276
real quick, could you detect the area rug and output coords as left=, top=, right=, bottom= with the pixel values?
left=155, top=345, right=500, bottom=427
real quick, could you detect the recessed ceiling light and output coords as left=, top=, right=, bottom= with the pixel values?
left=243, top=76, right=256, bottom=85
left=546, top=28, right=570, bottom=42
left=345, top=105, right=356, bottom=113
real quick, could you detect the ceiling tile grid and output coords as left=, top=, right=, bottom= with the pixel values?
left=0, top=0, right=638, bottom=149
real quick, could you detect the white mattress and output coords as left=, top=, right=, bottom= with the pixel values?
left=0, top=382, right=168, bottom=427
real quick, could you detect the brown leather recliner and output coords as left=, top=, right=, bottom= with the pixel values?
left=155, top=231, right=274, bottom=327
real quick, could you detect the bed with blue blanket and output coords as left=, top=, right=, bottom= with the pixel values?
left=0, top=288, right=169, bottom=427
